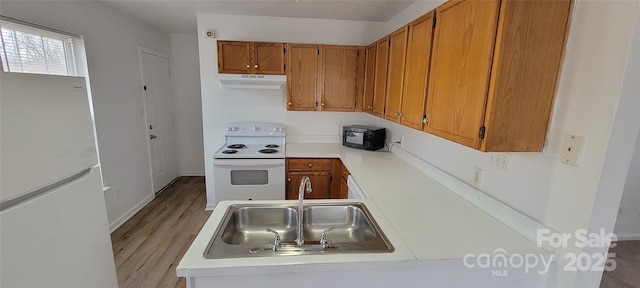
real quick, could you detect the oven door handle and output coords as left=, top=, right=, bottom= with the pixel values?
left=213, top=158, right=285, bottom=166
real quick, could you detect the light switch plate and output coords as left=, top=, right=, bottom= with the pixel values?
left=560, top=134, right=585, bottom=166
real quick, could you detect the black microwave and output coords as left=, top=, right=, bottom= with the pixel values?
left=342, top=125, right=386, bottom=151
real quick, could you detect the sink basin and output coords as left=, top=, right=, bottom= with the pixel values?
left=221, top=207, right=297, bottom=245
left=204, top=203, right=393, bottom=258
left=303, top=205, right=375, bottom=242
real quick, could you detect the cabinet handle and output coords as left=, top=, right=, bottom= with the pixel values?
left=321, top=102, right=325, bottom=106
left=308, top=163, right=313, bottom=167
left=245, top=64, right=250, bottom=68
left=254, top=64, right=259, bottom=69
left=287, top=178, right=291, bottom=182
left=288, top=102, right=292, bottom=106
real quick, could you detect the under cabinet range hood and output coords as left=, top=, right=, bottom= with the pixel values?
left=218, top=74, right=286, bottom=89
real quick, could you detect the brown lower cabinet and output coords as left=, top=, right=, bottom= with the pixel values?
left=286, top=158, right=349, bottom=200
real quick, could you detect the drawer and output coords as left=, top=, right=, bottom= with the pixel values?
left=288, top=158, right=333, bottom=171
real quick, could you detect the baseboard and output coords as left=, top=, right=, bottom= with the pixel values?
left=180, top=171, right=205, bottom=176
left=109, top=193, right=154, bottom=233
left=205, top=203, right=217, bottom=211
left=615, top=233, right=640, bottom=241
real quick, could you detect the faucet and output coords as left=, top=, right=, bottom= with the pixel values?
left=296, top=175, right=312, bottom=246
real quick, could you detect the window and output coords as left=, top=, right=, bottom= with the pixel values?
left=0, top=19, right=78, bottom=76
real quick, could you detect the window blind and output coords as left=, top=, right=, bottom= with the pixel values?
left=0, top=16, right=79, bottom=76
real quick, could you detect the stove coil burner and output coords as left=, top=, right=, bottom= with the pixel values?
left=222, top=150, right=238, bottom=154
left=258, top=148, right=278, bottom=154
left=227, top=144, right=247, bottom=149
left=265, top=144, right=280, bottom=148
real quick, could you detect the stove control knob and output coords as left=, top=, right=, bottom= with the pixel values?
left=253, top=126, right=259, bottom=131
left=227, top=126, right=238, bottom=131
left=272, top=127, right=278, bottom=132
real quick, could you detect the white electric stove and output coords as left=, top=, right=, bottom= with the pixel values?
left=212, top=122, right=286, bottom=204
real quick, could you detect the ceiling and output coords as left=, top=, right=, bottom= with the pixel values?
left=102, top=0, right=418, bottom=34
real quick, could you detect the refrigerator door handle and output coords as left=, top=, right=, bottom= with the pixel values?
left=0, top=167, right=94, bottom=212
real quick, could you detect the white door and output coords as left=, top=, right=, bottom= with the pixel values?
left=140, top=50, right=178, bottom=194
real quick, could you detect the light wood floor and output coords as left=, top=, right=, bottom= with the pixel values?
left=111, top=177, right=211, bottom=288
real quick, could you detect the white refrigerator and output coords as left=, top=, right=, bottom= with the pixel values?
left=0, top=72, right=118, bottom=287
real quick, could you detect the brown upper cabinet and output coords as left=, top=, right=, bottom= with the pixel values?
left=320, top=45, right=359, bottom=111
left=400, top=11, right=435, bottom=130
left=286, top=44, right=320, bottom=111
left=424, top=0, right=572, bottom=152
left=286, top=44, right=362, bottom=111
left=362, top=44, right=376, bottom=113
left=384, top=26, right=409, bottom=123
left=371, top=37, right=390, bottom=117
left=217, top=41, right=285, bottom=75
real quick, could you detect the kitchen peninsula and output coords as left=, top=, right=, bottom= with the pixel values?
left=178, top=144, right=555, bottom=287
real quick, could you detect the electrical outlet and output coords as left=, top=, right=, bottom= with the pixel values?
left=472, top=167, right=483, bottom=188
left=490, top=153, right=510, bottom=172
left=560, top=134, right=585, bottom=166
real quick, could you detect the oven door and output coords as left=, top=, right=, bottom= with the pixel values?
left=213, top=158, right=285, bottom=204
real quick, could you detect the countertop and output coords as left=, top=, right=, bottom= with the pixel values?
left=286, top=143, right=547, bottom=259
left=177, top=143, right=548, bottom=277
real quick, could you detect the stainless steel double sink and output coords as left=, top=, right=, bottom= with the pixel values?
left=203, top=203, right=394, bottom=258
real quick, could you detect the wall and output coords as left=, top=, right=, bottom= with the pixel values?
left=170, top=34, right=205, bottom=176
left=364, top=0, right=638, bottom=229
left=1, top=1, right=172, bottom=230
left=196, top=14, right=387, bottom=207
left=369, top=1, right=640, bottom=287
left=615, top=131, right=640, bottom=240
left=196, top=2, right=640, bottom=286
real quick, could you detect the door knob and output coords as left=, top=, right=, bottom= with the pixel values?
left=150, top=134, right=157, bottom=140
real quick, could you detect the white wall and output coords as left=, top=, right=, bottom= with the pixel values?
left=615, top=132, right=640, bottom=240
left=371, top=1, right=640, bottom=287
left=196, top=14, right=386, bottom=208
left=170, top=34, right=205, bottom=176
left=195, top=2, right=640, bottom=286
left=1, top=1, right=172, bottom=230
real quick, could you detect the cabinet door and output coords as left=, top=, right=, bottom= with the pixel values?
left=354, top=47, right=366, bottom=112
left=362, top=44, right=376, bottom=114
left=286, top=44, right=320, bottom=111
left=218, top=41, right=251, bottom=74
left=424, top=0, right=500, bottom=148
left=287, top=172, right=331, bottom=200
left=482, top=0, right=572, bottom=152
left=384, top=27, right=408, bottom=122
left=320, top=46, right=359, bottom=111
left=253, top=42, right=285, bottom=75
left=401, top=11, right=435, bottom=130
left=372, top=37, right=389, bottom=117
